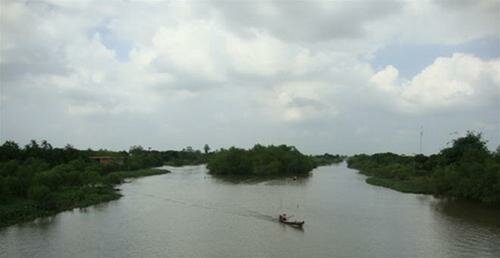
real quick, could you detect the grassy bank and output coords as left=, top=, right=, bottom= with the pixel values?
left=109, top=168, right=169, bottom=179
left=0, top=168, right=169, bottom=228
left=365, top=176, right=432, bottom=194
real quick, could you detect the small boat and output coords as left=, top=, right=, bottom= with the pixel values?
left=280, top=219, right=305, bottom=227
left=279, top=214, right=304, bottom=227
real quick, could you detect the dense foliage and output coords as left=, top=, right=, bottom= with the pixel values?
left=312, top=153, right=346, bottom=166
left=207, top=144, right=317, bottom=176
left=0, top=140, right=207, bottom=227
left=0, top=141, right=206, bottom=171
left=347, top=132, right=500, bottom=205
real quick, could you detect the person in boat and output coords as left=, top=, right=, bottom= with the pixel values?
left=279, top=213, right=287, bottom=222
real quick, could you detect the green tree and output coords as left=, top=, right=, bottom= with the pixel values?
left=440, top=131, right=489, bottom=164
left=207, top=145, right=315, bottom=176
left=204, top=144, right=211, bottom=154
left=28, top=185, right=51, bottom=202
left=81, top=171, right=101, bottom=186
left=0, top=141, right=21, bottom=161
left=129, top=145, right=145, bottom=156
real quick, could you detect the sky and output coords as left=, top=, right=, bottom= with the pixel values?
left=0, top=0, right=499, bottom=155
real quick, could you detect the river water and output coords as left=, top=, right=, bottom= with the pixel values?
left=1, top=163, right=499, bottom=258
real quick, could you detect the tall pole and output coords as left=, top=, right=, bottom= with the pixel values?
left=419, top=126, right=423, bottom=154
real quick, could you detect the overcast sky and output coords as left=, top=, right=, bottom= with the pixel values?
left=1, top=0, right=499, bottom=155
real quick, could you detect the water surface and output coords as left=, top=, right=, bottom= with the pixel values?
left=1, top=163, right=499, bottom=257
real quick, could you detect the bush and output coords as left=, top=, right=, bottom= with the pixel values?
left=28, top=185, right=51, bottom=202
left=103, top=174, right=122, bottom=185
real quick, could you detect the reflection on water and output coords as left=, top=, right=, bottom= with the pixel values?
left=210, top=174, right=311, bottom=185
left=1, top=163, right=499, bottom=258
left=13, top=216, right=59, bottom=230
left=278, top=222, right=305, bottom=233
left=429, top=200, right=500, bottom=258
left=432, top=199, right=500, bottom=228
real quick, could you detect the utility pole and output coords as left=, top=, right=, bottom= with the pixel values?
left=419, top=126, right=423, bottom=154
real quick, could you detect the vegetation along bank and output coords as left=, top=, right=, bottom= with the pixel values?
left=347, top=132, right=500, bottom=206
left=0, top=140, right=209, bottom=227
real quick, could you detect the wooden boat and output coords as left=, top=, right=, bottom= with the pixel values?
left=279, top=215, right=304, bottom=227
left=280, top=219, right=304, bottom=227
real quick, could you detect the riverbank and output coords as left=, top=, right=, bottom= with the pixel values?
left=350, top=162, right=500, bottom=207
left=0, top=168, right=169, bottom=228
left=364, top=176, right=432, bottom=194
left=347, top=133, right=500, bottom=206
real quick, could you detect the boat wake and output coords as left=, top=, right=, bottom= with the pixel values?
left=125, top=189, right=277, bottom=223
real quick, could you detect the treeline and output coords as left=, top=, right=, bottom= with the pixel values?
left=347, top=132, right=500, bottom=205
left=0, top=140, right=205, bottom=170
left=312, top=153, right=346, bottom=166
left=0, top=140, right=206, bottom=227
left=207, top=144, right=321, bottom=176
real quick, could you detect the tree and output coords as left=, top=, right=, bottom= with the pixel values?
left=81, top=171, right=101, bottom=186
left=41, top=140, right=52, bottom=150
left=129, top=145, right=144, bottom=156
left=204, top=144, right=211, bottom=154
left=103, top=173, right=122, bottom=185
left=26, top=140, right=40, bottom=150
left=0, top=160, right=19, bottom=176
left=28, top=185, right=51, bottom=202
left=494, top=145, right=500, bottom=164
left=440, top=131, right=489, bottom=164
left=0, top=141, right=21, bottom=161
left=207, top=145, right=315, bottom=176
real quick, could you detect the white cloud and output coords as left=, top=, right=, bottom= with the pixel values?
left=370, top=54, right=500, bottom=113
left=151, top=22, right=227, bottom=82
left=1, top=0, right=499, bottom=154
left=226, top=30, right=291, bottom=76
left=364, top=0, right=500, bottom=46
left=369, top=65, right=400, bottom=92
left=269, top=81, right=337, bottom=122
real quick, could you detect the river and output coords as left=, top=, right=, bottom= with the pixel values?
left=1, top=163, right=499, bottom=257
